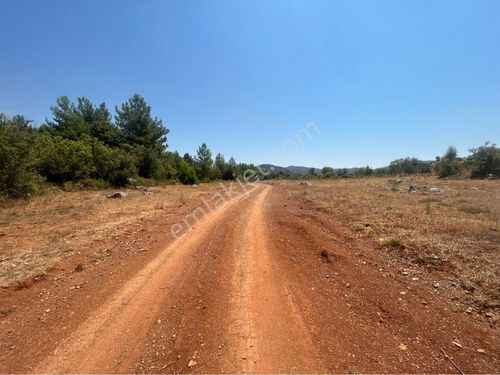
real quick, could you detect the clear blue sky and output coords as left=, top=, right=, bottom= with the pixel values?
left=1, top=0, right=499, bottom=168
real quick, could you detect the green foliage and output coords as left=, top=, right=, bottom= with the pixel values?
left=178, top=160, right=198, bottom=185
left=195, top=143, right=213, bottom=181
left=321, top=167, right=335, bottom=178
left=214, top=153, right=228, bottom=180
left=468, top=142, right=500, bottom=179
left=4, top=92, right=496, bottom=200
left=115, top=94, right=169, bottom=150
left=91, top=142, right=137, bottom=186
left=355, top=166, right=373, bottom=177
left=444, top=146, right=458, bottom=160
left=225, top=157, right=237, bottom=180
left=435, top=145, right=462, bottom=178
left=36, top=134, right=95, bottom=183
left=388, top=157, right=431, bottom=175
left=0, top=114, right=45, bottom=197
left=62, top=178, right=109, bottom=191
left=183, top=152, right=194, bottom=165
left=44, top=96, right=92, bottom=140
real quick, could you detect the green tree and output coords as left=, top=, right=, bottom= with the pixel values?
left=388, top=157, right=431, bottom=175
left=195, top=143, right=213, bottom=181
left=115, top=94, right=169, bottom=150
left=0, top=114, right=44, bottom=197
left=79, top=99, right=123, bottom=147
left=178, top=160, right=198, bottom=185
left=321, top=167, right=335, bottom=178
left=183, top=152, right=194, bottom=165
left=225, top=157, right=237, bottom=180
left=36, top=134, right=95, bottom=184
left=468, top=142, right=500, bottom=179
left=44, top=96, right=91, bottom=140
left=444, top=146, right=458, bottom=160
left=435, top=146, right=462, bottom=178
left=91, top=142, right=137, bottom=186
left=214, top=153, right=227, bottom=179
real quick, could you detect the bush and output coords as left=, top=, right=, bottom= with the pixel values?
left=0, top=114, right=45, bottom=198
left=468, top=143, right=500, bottom=179
left=178, top=160, right=198, bottom=185
left=434, top=146, right=463, bottom=178
left=91, top=142, right=137, bottom=186
left=379, top=237, right=405, bottom=249
left=36, top=134, right=95, bottom=183
left=435, top=158, right=462, bottom=178
left=79, top=178, right=109, bottom=190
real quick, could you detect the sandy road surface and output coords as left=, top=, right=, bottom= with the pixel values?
left=1, top=183, right=498, bottom=373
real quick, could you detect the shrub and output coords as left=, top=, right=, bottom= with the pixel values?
left=91, top=142, right=137, bottom=186
left=78, top=178, right=109, bottom=190
left=379, top=237, right=405, bottom=248
left=178, top=160, right=198, bottom=185
left=0, top=114, right=45, bottom=198
left=435, top=158, right=462, bottom=178
left=434, top=146, right=462, bottom=178
left=36, top=134, right=95, bottom=183
left=468, top=142, right=500, bottom=179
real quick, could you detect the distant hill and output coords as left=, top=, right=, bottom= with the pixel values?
left=258, top=164, right=321, bottom=175
left=258, top=164, right=377, bottom=176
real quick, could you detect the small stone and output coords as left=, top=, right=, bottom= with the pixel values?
left=422, top=300, right=428, bottom=305
left=187, top=360, right=197, bottom=368
left=400, top=291, right=406, bottom=295
left=477, top=348, right=486, bottom=354
left=466, top=307, right=473, bottom=314
left=433, top=282, right=440, bottom=288
left=45, top=308, right=50, bottom=313
left=345, top=283, right=351, bottom=288
left=107, top=191, right=127, bottom=199
left=411, top=277, right=420, bottom=281
left=399, top=343, right=408, bottom=350
left=452, top=341, right=462, bottom=348
left=157, top=319, right=161, bottom=324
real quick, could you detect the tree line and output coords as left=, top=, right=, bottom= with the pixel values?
left=1, top=94, right=499, bottom=198
left=0, top=94, right=257, bottom=198
left=258, top=144, right=499, bottom=180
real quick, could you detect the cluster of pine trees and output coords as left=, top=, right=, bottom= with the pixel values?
left=0, top=94, right=255, bottom=198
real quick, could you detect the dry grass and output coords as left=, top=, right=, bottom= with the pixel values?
left=0, top=183, right=225, bottom=287
left=276, top=177, right=500, bottom=310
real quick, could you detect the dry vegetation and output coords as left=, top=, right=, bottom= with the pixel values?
left=0, top=184, right=224, bottom=287
left=277, top=177, right=500, bottom=312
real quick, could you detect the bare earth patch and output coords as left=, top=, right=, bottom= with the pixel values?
left=272, top=177, right=500, bottom=317
left=0, top=184, right=224, bottom=287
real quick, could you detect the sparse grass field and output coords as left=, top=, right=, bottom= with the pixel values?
left=0, top=184, right=224, bottom=287
left=275, top=177, right=500, bottom=312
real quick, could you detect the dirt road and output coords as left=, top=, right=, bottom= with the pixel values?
left=0, top=183, right=498, bottom=373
